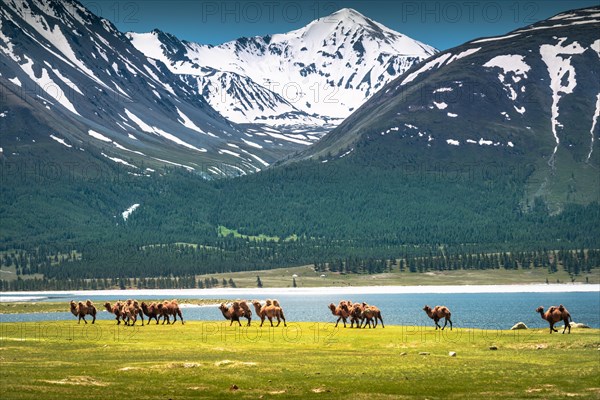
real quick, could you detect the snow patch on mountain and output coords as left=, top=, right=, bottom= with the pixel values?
left=88, top=129, right=112, bottom=142
left=49, top=134, right=72, bottom=148
left=540, top=38, right=586, bottom=168
left=122, top=204, right=140, bottom=221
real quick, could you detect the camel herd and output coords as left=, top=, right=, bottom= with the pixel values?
left=328, top=301, right=384, bottom=328
left=70, top=299, right=184, bottom=325
left=218, top=300, right=287, bottom=327
left=68, top=299, right=574, bottom=334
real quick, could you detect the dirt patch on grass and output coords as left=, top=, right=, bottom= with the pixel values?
left=311, top=387, right=331, bottom=393
left=269, top=390, right=286, bottom=394
left=42, top=376, right=108, bottom=386
left=215, top=359, right=257, bottom=367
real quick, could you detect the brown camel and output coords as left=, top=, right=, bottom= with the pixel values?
left=346, top=303, right=368, bottom=328
left=104, top=301, right=124, bottom=324
left=157, top=300, right=184, bottom=325
left=70, top=300, right=96, bottom=324
left=141, top=301, right=162, bottom=324
left=219, top=301, right=251, bottom=326
left=252, top=299, right=287, bottom=327
left=423, top=305, right=452, bottom=330
left=360, top=303, right=384, bottom=328
left=329, top=302, right=351, bottom=328
left=536, top=305, right=571, bottom=334
left=120, top=299, right=140, bottom=326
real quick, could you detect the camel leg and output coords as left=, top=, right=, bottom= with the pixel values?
left=237, top=319, right=242, bottom=327
left=281, top=312, right=287, bottom=327
left=442, top=319, right=448, bottom=330
left=563, top=320, right=570, bottom=334
left=379, top=316, right=385, bottom=328
left=268, top=317, right=274, bottom=327
left=276, top=316, right=281, bottom=327
left=92, top=314, right=96, bottom=324
left=178, top=310, right=184, bottom=325
left=448, top=318, right=452, bottom=330
left=335, top=317, right=341, bottom=328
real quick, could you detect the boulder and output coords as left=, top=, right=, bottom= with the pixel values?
left=489, top=346, right=498, bottom=350
left=511, top=322, right=528, bottom=330
left=449, top=351, right=457, bottom=357
left=570, top=322, right=590, bottom=329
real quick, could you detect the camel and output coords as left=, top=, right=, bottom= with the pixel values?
left=423, top=305, right=452, bottom=330
left=219, top=301, right=251, bottom=326
left=157, top=299, right=185, bottom=325
left=329, top=302, right=351, bottom=328
left=536, top=305, right=571, bottom=334
left=346, top=303, right=369, bottom=328
left=104, top=301, right=124, bottom=324
left=70, top=300, right=96, bottom=324
left=361, top=303, right=384, bottom=328
left=252, top=299, right=287, bottom=327
left=120, top=299, right=140, bottom=326
left=141, top=301, right=162, bottom=324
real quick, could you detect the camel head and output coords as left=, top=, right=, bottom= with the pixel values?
left=535, top=306, right=544, bottom=314
left=423, top=305, right=432, bottom=313
left=70, top=300, right=77, bottom=309
left=328, top=303, right=336, bottom=312
left=218, top=303, right=227, bottom=312
left=103, top=302, right=112, bottom=311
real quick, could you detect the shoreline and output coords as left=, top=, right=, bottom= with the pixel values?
left=1, top=283, right=598, bottom=299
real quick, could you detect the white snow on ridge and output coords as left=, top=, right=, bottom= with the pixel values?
left=19, top=56, right=79, bottom=115
left=471, top=33, right=521, bottom=44
left=101, top=152, right=137, bottom=168
left=402, top=53, right=452, bottom=85
left=124, top=109, right=154, bottom=133
left=88, top=129, right=112, bottom=142
left=447, top=113, right=458, bottom=118
left=483, top=55, right=530, bottom=77
left=540, top=38, right=586, bottom=167
left=153, top=127, right=207, bottom=153
left=446, top=47, right=481, bottom=64
left=49, top=134, right=72, bottom=148
left=122, top=204, right=140, bottom=221
left=433, top=101, right=448, bottom=110
left=447, top=139, right=460, bottom=146
left=8, top=76, right=21, bottom=87
left=588, top=93, right=600, bottom=162
left=176, top=108, right=205, bottom=134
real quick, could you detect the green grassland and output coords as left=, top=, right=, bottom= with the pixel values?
left=0, top=321, right=598, bottom=399
left=197, top=264, right=598, bottom=288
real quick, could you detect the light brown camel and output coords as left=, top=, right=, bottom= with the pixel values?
left=120, top=299, right=140, bottom=326
left=329, top=302, right=350, bottom=328
left=70, top=300, right=96, bottom=324
left=157, top=300, right=184, bottom=325
left=252, top=299, right=287, bottom=327
left=104, top=301, right=124, bottom=324
left=423, top=305, right=452, bottom=330
left=536, top=305, right=571, bottom=334
left=218, top=301, right=251, bottom=326
left=141, top=301, right=162, bottom=324
left=360, top=303, right=384, bottom=328
left=346, top=303, right=366, bottom=328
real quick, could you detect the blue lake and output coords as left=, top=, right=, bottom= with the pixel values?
left=1, top=289, right=598, bottom=329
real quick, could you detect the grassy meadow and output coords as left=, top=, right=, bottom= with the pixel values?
left=0, top=320, right=598, bottom=399
left=197, top=264, right=597, bottom=288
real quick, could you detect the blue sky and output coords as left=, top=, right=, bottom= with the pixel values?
left=82, top=0, right=600, bottom=50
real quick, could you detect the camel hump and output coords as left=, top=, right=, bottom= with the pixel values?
left=272, top=300, right=280, bottom=307
left=86, top=299, right=93, bottom=306
left=265, top=299, right=272, bottom=306
left=78, top=301, right=84, bottom=306
left=558, top=304, right=565, bottom=311
left=239, top=301, right=250, bottom=311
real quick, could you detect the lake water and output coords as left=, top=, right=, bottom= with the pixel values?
left=1, top=286, right=598, bottom=329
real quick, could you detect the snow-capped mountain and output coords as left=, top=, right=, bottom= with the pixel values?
left=293, top=7, right=600, bottom=210
left=0, top=0, right=327, bottom=176
left=127, top=8, right=436, bottom=130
